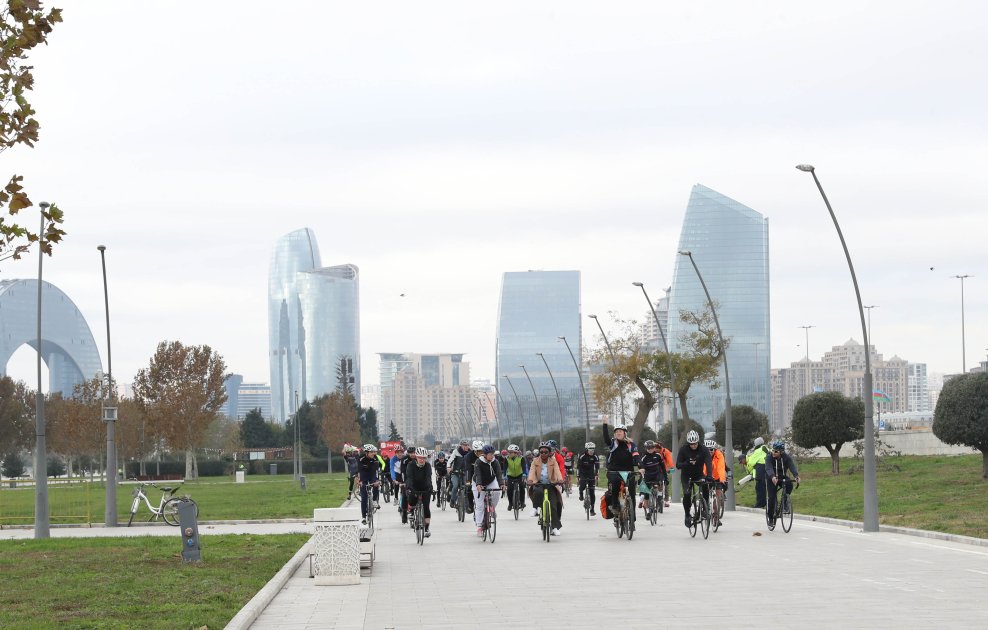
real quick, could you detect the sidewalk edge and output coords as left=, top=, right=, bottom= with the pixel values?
left=223, top=538, right=313, bottom=630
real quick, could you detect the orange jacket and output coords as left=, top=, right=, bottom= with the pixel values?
left=704, top=449, right=726, bottom=482
left=659, top=447, right=674, bottom=470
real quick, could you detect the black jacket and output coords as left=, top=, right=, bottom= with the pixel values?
left=404, top=461, right=434, bottom=493
left=473, top=457, right=502, bottom=487
left=577, top=452, right=600, bottom=478
left=602, top=424, right=640, bottom=471
left=765, top=452, right=798, bottom=481
left=676, top=444, right=712, bottom=482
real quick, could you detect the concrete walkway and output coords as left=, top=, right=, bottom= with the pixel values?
left=248, top=494, right=988, bottom=629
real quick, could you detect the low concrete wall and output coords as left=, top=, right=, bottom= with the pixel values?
left=811, top=429, right=977, bottom=458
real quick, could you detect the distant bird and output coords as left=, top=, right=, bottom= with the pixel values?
left=930, top=267, right=935, bottom=271
left=399, top=293, right=406, bottom=297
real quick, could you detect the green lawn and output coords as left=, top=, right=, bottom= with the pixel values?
left=732, top=454, right=988, bottom=539
left=0, top=472, right=351, bottom=525
left=0, top=534, right=309, bottom=630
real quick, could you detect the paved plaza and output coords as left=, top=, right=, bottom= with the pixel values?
left=3, top=496, right=987, bottom=629
left=250, top=494, right=988, bottom=630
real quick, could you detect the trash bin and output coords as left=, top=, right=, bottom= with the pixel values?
left=312, top=507, right=361, bottom=585
left=300, top=475, right=307, bottom=490
left=270, top=464, right=277, bottom=475
left=235, top=470, right=246, bottom=483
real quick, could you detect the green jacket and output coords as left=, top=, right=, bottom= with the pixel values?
left=745, top=445, right=768, bottom=475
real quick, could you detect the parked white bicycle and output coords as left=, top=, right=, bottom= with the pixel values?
left=127, top=480, right=198, bottom=526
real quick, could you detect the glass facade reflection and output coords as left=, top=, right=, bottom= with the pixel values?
left=496, top=271, right=583, bottom=440
left=268, top=229, right=359, bottom=422
left=667, top=185, right=770, bottom=428
left=0, top=279, right=103, bottom=395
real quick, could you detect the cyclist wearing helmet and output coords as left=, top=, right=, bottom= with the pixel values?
left=389, top=445, right=406, bottom=503
left=527, top=441, right=564, bottom=534
left=704, top=439, right=727, bottom=526
left=357, top=444, right=381, bottom=524
left=676, top=430, right=713, bottom=528
left=504, top=444, right=529, bottom=511
left=577, top=442, right=600, bottom=514
left=461, top=440, right=485, bottom=514
left=449, top=439, right=472, bottom=509
left=602, top=417, right=641, bottom=521
left=637, top=440, right=667, bottom=514
left=524, top=450, right=534, bottom=467
left=345, top=447, right=360, bottom=500
left=656, top=440, right=674, bottom=507
left=496, top=449, right=509, bottom=485
left=405, top=447, right=434, bottom=537
left=473, top=445, right=503, bottom=536
left=433, top=451, right=449, bottom=505
left=765, top=440, right=800, bottom=527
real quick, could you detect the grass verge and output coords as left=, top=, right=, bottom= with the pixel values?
left=0, top=533, right=309, bottom=630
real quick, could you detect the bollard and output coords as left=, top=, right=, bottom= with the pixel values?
left=300, top=475, right=307, bottom=490
left=177, top=500, right=201, bottom=562
left=270, top=463, right=277, bottom=475
left=312, top=508, right=361, bottom=585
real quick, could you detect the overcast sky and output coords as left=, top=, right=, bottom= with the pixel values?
left=4, top=1, right=986, bottom=393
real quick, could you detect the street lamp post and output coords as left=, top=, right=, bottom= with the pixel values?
left=953, top=275, right=972, bottom=373
left=679, top=251, right=735, bottom=510
left=558, top=336, right=591, bottom=442
left=34, top=202, right=50, bottom=539
left=97, top=245, right=117, bottom=526
left=502, top=375, right=528, bottom=452
left=799, top=325, right=815, bottom=397
left=863, top=305, right=879, bottom=351
left=632, top=281, right=682, bottom=502
left=796, top=163, right=878, bottom=532
left=537, top=352, right=565, bottom=448
left=294, top=390, right=300, bottom=480
left=519, top=365, right=544, bottom=439
left=589, top=314, right=626, bottom=421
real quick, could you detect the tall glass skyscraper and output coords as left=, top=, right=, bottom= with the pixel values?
left=496, top=270, right=583, bottom=440
left=667, top=185, right=770, bottom=428
left=268, top=228, right=360, bottom=422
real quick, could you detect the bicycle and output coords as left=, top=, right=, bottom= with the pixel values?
left=643, top=480, right=664, bottom=526
left=451, top=472, right=467, bottom=523
left=410, top=490, right=428, bottom=545
left=532, top=483, right=556, bottom=543
left=611, top=471, right=637, bottom=540
left=507, top=477, right=525, bottom=521
left=361, top=480, right=380, bottom=533
left=578, top=476, right=594, bottom=520
left=436, top=476, right=448, bottom=511
left=479, top=488, right=497, bottom=543
left=380, top=475, right=392, bottom=504
left=686, top=478, right=713, bottom=539
left=127, top=481, right=196, bottom=526
left=710, top=482, right=722, bottom=532
left=766, top=479, right=798, bottom=533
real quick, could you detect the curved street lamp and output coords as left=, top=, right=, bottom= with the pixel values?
left=98, top=245, right=117, bottom=527
left=537, top=352, right=565, bottom=448
left=796, top=163, right=878, bottom=532
left=588, top=314, right=626, bottom=421
left=633, top=281, right=682, bottom=502
left=35, top=202, right=50, bottom=538
left=558, top=336, right=591, bottom=442
left=679, top=250, right=735, bottom=511
left=519, top=365, right=544, bottom=438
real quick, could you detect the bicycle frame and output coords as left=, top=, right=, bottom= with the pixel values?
left=131, top=483, right=176, bottom=519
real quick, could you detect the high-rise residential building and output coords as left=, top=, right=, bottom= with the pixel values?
left=379, top=353, right=474, bottom=444
left=771, top=339, right=909, bottom=429
left=667, top=185, right=771, bottom=428
left=496, top=270, right=584, bottom=440
left=907, top=363, right=931, bottom=413
left=268, top=228, right=360, bottom=422
left=220, top=374, right=274, bottom=419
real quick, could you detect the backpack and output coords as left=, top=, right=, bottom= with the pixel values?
left=600, top=495, right=609, bottom=519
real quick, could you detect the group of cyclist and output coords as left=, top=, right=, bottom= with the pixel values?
left=345, top=420, right=800, bottom=539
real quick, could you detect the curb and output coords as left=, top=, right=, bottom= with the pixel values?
left=223, top=538, right=313, bottom=630
left=735, top=506, right=988, bottom=547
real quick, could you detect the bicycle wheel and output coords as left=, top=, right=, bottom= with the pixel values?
left=626, top=500, right=635, bottom=541
left=457, top=487, right=466, bottom=522
left=649, top=489, right=658, bottom=526
left=489, top=499, right=497, bottom=543
left=382, top=480, right=391, bottom=503
left=688, top=495, right=698, bottom=538
left=718, top=489, right=725, bottom=519
left=658, top=483, right=665, bottom=514
left=711, top=494, right=721, bottom=533
left=162, top=498, right=183, bottom=526
left=781, top=492, right=793, bottom=533
left=543, top=495, right=552, bottom=543
left=766, top=500, right=777, bottom=531
left=700, top=494, right=711, bottom=539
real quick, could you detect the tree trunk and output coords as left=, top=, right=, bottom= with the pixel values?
left=630, top=376, right=655, bottom=445
left=678, top=391, right=692, bottom=425
left=185, top=449, right=194, bottom=480
left=982, top=449, right=987, bottom=480
left=826, top=445, right=839, bottom=475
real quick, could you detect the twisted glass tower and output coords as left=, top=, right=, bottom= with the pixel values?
left=495, top=270, right=582, bottom=439
left=268, top=229, right=359, bottom=422
left=668, top=185, right=770, bottom=428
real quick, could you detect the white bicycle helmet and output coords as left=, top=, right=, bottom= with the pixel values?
left=585, top=442, right=595, bottom=449
left=471, top=440, right=484, bottom=450
left=686, top=430, right=700, bottom=444
left=508, top=444, right=520, bottom=452
left=414, top=447, right=427, bottom=457
left=704, top=439, right=716, bottom=449
left=613, top=423, right=628, bottom=432
left=363, top=444, right=377, bottom=452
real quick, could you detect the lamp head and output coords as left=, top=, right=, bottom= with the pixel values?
left=678, top=250, right=691, bottom=256
left=536, top=352, right=543, bottom=357
left=39, top=201, right=50, bottom=210
left=97, top=245, right=107, bottom=252
left=632, top=281, right=643, bottom=287
left=557, top=335, right=566, bottom=340
left=588, top=314, right=598, bottom=319
left=796, top=164, right=815, bottom=172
